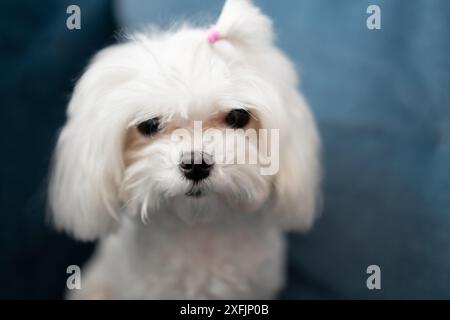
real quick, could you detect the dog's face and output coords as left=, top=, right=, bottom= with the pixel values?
left=49, top=0, right=321, bottom=240
left=123, top=99, right=271, bottom=222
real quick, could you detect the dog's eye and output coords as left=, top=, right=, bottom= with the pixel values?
left=224, top=109, right=250, bottom=128
left=137, top=117, right=160, bottom=136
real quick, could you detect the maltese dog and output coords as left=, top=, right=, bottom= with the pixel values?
left=48, top=0, right=321, bottom=299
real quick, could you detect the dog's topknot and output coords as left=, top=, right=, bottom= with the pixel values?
left=211, top=0, right=274, bottom=50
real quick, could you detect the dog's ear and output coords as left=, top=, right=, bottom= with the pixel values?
left=48, top=45, right=132, bottom=241
left=271, top=92, right=322, bottom=232
left=214, top=0, right=274, bottom=50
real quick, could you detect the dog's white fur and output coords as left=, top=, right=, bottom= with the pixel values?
left=49, top=0, right=320, bottom=299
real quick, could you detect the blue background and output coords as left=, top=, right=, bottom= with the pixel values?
left=0, top=0, right=449, bottom=299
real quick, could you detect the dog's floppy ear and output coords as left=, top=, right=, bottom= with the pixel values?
left=214, top=0, right=274, bottom=50
left=272, top=92, right=322, bottom=232
left=48, top=45, right=132, bottom=241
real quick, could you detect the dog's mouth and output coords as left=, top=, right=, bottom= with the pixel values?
left=185, top=183, right=207, bottom=197
left=186, top=189, right=203, bottom=197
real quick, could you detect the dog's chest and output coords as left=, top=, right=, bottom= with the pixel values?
left=109, top=216, right=285, bottom=298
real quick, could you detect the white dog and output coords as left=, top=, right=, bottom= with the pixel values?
left=49, top=0, right=321, bottom=299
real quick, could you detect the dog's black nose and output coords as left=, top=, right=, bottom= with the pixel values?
left=180, top=151, right=214, bottom=182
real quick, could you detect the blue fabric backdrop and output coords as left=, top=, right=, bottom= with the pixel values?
left=0, top=0, right=449, bottom=299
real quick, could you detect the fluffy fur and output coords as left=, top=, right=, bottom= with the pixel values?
left=48, top=0, right=321, bottom=299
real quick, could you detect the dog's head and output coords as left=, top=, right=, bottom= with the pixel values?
left=48, top=0, right=321, bottom=240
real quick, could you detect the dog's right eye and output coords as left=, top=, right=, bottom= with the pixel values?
left=137, top=117, right=160, bottom=136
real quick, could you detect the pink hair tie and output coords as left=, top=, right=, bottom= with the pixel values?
left=206, top=26, right=221, bottom=44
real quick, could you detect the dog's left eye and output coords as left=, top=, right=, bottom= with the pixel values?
left=137, top=117, right=160, bottom=136
left=225, top=109, right=250, bottom=128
